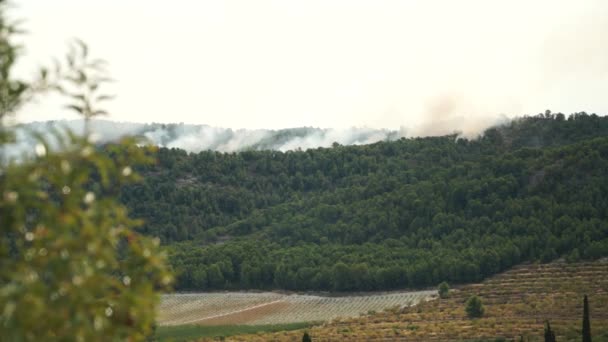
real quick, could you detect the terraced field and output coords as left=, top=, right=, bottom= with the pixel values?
left=234, top=261, right=608, bottom=341
left=158, top=290, right=436, bottom=326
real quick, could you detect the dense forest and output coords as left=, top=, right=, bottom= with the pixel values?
left=119, top=111, right=608, bottom=291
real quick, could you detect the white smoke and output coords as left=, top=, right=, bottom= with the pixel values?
left=3, top=120, right=406, bottom=159
left=4, top=112, right=509, bottom=162
left=409, top=94, right=511, bottom=139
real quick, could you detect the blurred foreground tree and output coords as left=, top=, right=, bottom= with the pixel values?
left=0, top=1, right=172, bottom=340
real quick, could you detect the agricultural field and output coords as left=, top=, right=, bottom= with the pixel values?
left=155, top=323, right=313, bottom=341
left=158, top=290, right=436, bottom=326
left=234, top=260, right=608, bottom=341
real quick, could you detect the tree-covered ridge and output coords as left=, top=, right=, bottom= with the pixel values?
left=120, top=112, right=608, bottom=291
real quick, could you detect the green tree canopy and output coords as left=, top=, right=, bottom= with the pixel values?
left=438, top=281, right=449, bottom=299
left=465, top=295, right=484, bottom=319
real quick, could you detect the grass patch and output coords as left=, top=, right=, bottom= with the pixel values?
left=155, top=322, right=315, bottom=341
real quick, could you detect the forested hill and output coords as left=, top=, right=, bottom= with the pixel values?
left=119, top=112, right=608, bottom=292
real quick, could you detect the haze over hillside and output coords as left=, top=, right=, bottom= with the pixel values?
left=12, top=120, right=403, bottom=153
left=6, top=112, right=512, bottom=159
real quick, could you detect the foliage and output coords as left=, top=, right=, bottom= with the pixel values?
left=121, top=111, right=608, bottom=292
left=544, top=321, right=556, bottom=342
left=465, top=295, right=484, bottom=318
left=302, top=331, right=312, bottom=342
left=583, top=295, right=591, bottom=342
left=0, top=4, right=171, bottom=341
left=438, top=281, right=450, bottom=299
left=0, top=0, right=26, bottom=142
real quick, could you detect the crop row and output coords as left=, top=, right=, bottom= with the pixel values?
left=158, top=290, right=436, bottom=326
left=232, top=261, right=608, bottom=341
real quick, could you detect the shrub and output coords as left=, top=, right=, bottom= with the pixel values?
left=465, top=295, right=485, bottom=318
left=438, top=281, right=450, bottom=298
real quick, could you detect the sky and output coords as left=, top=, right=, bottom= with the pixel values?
left=12, top=0, right=608, bottom=133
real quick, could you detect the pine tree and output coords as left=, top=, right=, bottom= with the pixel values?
left=438, top=281, right=450, bottom=299
left=544, top=321, right=556, bottom=342
left=302, top=331, right=312, bottom=342
left=465, top=295, right=484, bottom=318
left=583, top=295, right=592, bottom=342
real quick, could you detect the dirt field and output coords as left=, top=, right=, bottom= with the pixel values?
left=158, top=290, right=436, bottom=326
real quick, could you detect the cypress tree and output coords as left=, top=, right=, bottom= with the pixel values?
left=544, top=321, right=556, bottom=342
left=583, top=295, right=591, bottom=342
left=302, top=331, right=312, bottom=342
left=438, top=281, right=450, bottom=298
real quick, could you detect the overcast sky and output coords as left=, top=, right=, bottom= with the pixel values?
left=12, top=0, right=608, bottom=131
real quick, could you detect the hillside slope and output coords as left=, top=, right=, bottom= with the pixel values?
left=118, top=112, right=608, bottom=292
left=233, top=261, right=608, bottom=341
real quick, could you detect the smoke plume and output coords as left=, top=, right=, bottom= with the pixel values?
left=4, top=107, right=509, bottom=161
